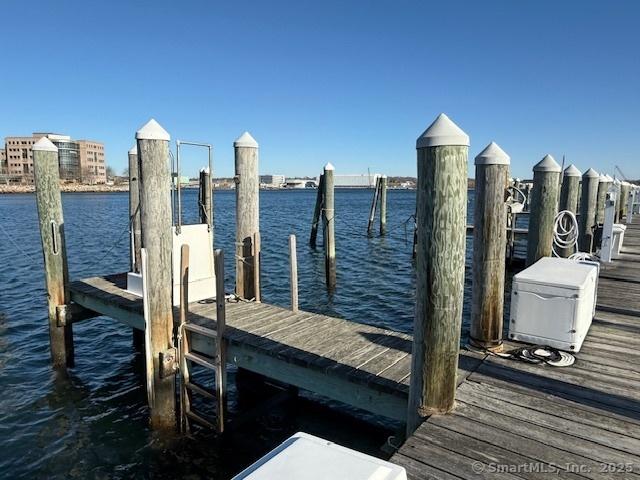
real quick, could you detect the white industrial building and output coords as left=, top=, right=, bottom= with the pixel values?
left=323, top=174, right=381, bottom=188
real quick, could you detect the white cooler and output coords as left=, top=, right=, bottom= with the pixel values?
left=612, top=224, right=627, bottom=259
left=232, top=432, right=407, bottom=480
left=509, top=257, right=598, bottom=352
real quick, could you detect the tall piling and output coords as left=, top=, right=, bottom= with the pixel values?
left=367, top=176, right=381, bottom=235
left=578, top=168, right=600, bottom=252
left=526, top=155, right=561, bottom=266
left=129, top=145, right=142, bottom=273
left=136, top=119, right=175, bottom=429
left=199, top=168, right=212, bottom=230
left=309, top=174, right=325, bottom=247
left=323, top=163, right=336, bottom=290
left=470, top=142, right=510, bottom=350
left=380, top=175, right=388, bottom=235
left=558, top=164, right=581, bottom=257
left=407, top=113, right=468, bottom=435
left=596, top=174, right=611, bottom=224
left=234, top=132, right=260, bottom=300
left=33, top=138, right=74, bottom=368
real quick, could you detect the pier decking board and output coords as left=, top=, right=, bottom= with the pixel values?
left=392, top=216, right=640, bottom=479
left=68, top=273, right=485, bottom=422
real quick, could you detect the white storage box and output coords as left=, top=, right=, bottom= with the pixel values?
left=509, top=257, right=598, bottom=352
left=612, top=223, right=627, bottom=259
left=232, top=432, right=407, bottom=480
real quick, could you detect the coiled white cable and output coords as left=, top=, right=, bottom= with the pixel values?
left=552, top=210, right=579, bottom=257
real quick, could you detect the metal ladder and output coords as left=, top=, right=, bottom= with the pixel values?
left=177, top=244, right=227, bottom=433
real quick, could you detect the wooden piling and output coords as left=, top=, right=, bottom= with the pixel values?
left=596, top=174, right=611, bottom=224
left=214, top=249, right=227, bottom=433
left=199, top=167, right=212, bottom=230
left=310, top=174, right=325, bottom=247
left=323, top=163, right=336, bottom=290
left=136, top=119, right=176, bottom=430
left=578, top=168, right=600, bottom=253
left=526, top=155, right=561, bottom=266
left=289, top=234, right=299, bottom=312
left=367, top=176, right=381, bottom=235
left=129, top=145, right=144, bottom=351
left=379, top=175, right=388, bottom=235
left=407, top=113, right=468, bottom=435
left=33, top=138, right=74, bottom=368
left=558, top=164, right=581, bottom=257
left=234, top=132, right=260, bottom=300
left=253, top=232, right=261, bottom=302
left=470, top=142, right=509, bottom=350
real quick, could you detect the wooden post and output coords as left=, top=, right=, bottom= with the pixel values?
left=129, top=145, right=144, bottom=352
left=198, top=167, right=212, bottom=230
left=596, top=174, right=611, bottom=224
left=253, top=232, right=261, bottom=302
left=379, top=175, right=388, bottom=235
left=619, top=181, right=629, bottom=221
left=407, top=113, right=468, bottom=435
left=323, top=162, right=336, bottom=290
left=558, top=164, right=581, bottom=257
left=234, top=132, right=260, bottom=300
left=578, top=168, right=600, bottom=253
left=178, top=244, right=190, bottom=433
left=310, top=174, right=325, bottom=247
left=214, top=249, right=227, bottom=433
left=136, top=119, right=176, bottom=430
left=367, top=176, right=381, bottom=235
left=33, top=137, right=74, bottom=368
left=526, top=155, right=561, bottom=266
left=289, top=234, right=299, bottom=312
left=470, top=142, right=509, bottom=351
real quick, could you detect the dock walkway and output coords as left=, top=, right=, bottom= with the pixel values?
left=392, top=217, right=640, bottom=479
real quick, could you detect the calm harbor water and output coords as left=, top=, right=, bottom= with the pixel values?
left=0, top=188, right=487, bottom=479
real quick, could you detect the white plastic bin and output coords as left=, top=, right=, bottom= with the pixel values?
left=612, top=223, right=627, bottom=259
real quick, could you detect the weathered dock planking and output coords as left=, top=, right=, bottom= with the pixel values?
left=391, top=216, right=640, bottom=479
left=68, top=272, right=484, bottom=422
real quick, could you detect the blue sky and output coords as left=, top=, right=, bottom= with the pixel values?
left=1, top=1, right=638, bottom=179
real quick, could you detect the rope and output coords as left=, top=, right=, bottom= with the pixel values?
left=466, top=343, right=575, bottom=367
left=552, top=210, right=579, bottom=257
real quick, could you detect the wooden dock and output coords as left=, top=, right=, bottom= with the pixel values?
left=391, top=217, right=640, bottom=479
left=68, top=273, right=484, bottom=423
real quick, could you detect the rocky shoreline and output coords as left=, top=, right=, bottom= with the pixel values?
left=0, top=184, right=129, bottom=194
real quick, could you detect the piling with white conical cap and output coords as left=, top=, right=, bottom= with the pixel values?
left=527, top=154, right=562, bottom=265
left=408, top=113, right=469, bottom=436
left=559, top=164, right=582, bottom=253
left=470, top=141, right=510, bottom=351
left=135, top=117, right=176, bottom=429
left=563, top=164, right=581, bottom=177
left=234, top=131, right=260, bottom=300
left=579, top=168, right=601, bottom=252
left=596, top=173, right=612, bottom=224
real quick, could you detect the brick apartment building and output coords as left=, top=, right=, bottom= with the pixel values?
left=0, top=132, right=106, bottom=184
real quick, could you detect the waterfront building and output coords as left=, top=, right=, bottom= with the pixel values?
left=1, top=132, right=106, bottom=184
left=260, top=174, right=285, bottom=188
left=330, top=173, right=381, bottom=188
left=285, top=178, right=317, bottom=188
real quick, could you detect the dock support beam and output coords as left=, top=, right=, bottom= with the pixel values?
left=578, top=168, right=600, bottom=253
left=526, top=155, right=561, bottom=266
left=558, top=164, right=581, bottom=257
left=380, top=175, right=388, bottom=235
left=136, top=119, right=176, bottom=430
left=408, top=113, right=468, bottom=435
left=234, top=132, right=260, bottom=300
left=470, top=142, right=509, bottom=350
left=323, top=163, right=336, bottom=291
left=33, top=138, right=74, bottom=368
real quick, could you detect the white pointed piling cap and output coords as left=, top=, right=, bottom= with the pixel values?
left=128, top=144, right=137, bottom=155
left=605, top=174, right=614, bottom=182
left=234, top=131, right=258, bottom=148
left=563, top=164, right=581, bottom=177
left=33, top=137, right=58, bottom=152
left=583, top=168, right=599, bottom=178
left=136, top=118, right=170, bottom=141
left=533, top=154, right=561, bottom=172
left=324, top=162, right=335, bottom=171
left=416, top=113, right=469, bottom=148
left=474, top=141, right=510, bottom=165
left=599, top=173, right=608, bottom=182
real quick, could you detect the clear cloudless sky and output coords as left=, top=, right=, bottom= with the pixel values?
left=1, top=0, right=639, bottom=179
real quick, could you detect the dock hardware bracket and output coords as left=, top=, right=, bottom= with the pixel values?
left=159, top=348, right=178, bottom=378
left=56, top=303, right=99, bottom=327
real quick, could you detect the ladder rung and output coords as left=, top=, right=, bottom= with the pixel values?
left=185, top=351, right=219, bottom=371
left=183, top=323, right=218, bottom=338
left=186, top=409, right=216, bottom=430
left=185, top=380, right=216, bottom=400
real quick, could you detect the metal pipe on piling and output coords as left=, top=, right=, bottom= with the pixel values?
left=367, top=176, right=381, bottom=235
left=136, top=118, right=176, bottom=430
left=407, top=113, right=469, bottom=435
left=310, top=174, right=325, bottom=247
left=33, top=137, right=74, bottom=368
left=380, top=175, right=388, bottom=235
left=578, top=168, right=600, bottom=253
left=470, top=142, right=510, bottom=350
left=323, top=163, right=336, bottom=290
left=234, top=132, right=260, bottom=300
left=526, top=155, right=561, bottom=266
